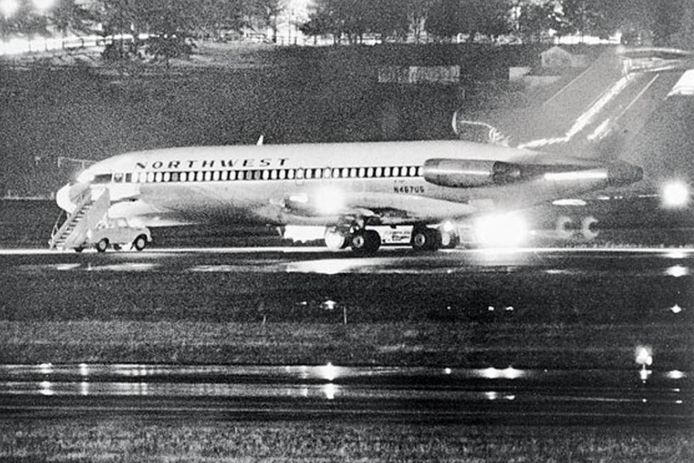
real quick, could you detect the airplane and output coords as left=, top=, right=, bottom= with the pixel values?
left=50, top=139, right=642, bottom=253
left=51, top=46, right=694, bottom=254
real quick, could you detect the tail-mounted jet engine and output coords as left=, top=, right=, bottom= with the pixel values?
left=423, top=158, right=642, bottom=189
left=422, top=159, right=524, bottom=188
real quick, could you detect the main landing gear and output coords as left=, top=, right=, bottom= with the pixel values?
left=323, top=224, right=459, bottom=254
left=324, top=227, right=382, bottom=254
left=350, top=229, right=381, bottom=254
left=411, top=225, right=459, bottom=251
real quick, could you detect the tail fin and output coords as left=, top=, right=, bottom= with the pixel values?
left=475, top=47, right=692, bottom=162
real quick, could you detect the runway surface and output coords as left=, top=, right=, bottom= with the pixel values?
left=3, top=245, right=694, bottom=273
left=1, top=246, right=692, bottom=426
left=0, top=362, right=690, bottom=425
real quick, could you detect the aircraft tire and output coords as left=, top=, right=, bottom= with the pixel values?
left=133, top=235, right=148, bottom=251
left=580, top=216, right=599, bottom=241
left=74, top=247, right=83, bottom=253
left=351, top=230, right=381, bottom=254
left=440, top=231, right=460, bottom=249
left=324, top=227, right=349, bottom=251
left=95, top=238, right=109, bottom=253
left=556, top=216, right=575, bottom=240
left=411, top=227, right=441, bottom=251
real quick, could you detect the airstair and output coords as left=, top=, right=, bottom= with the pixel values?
left=49, top=188, right=110, bottom=251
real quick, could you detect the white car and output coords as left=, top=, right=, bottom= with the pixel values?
left=81, top=219, right=152, bottom=252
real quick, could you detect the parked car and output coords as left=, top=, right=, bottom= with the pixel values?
left=81, top=219, right=151, bottom=252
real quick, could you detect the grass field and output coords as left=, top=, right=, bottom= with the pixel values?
left=1, top=253, right=691, bottom=368
left=0, top=320, right=690, bottom=369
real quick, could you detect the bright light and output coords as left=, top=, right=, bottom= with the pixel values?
left=635, top=346, right=653, bottom=366
left=0, top=0, right=19, bottom=18
left=661, top=180, right=690, bottom=208
left=321, top=299, right=337, bottom=311
left=477, top=366, right=525, bottom=380
left=639, top=368, right=652, bottom=382
left=39, top=362, right=53, bottom=374
left=32, top=0, right=54, bottom=12
left=667, top=370, right=686, bottom=380
left=665, top=265, right=690, bottom=277
left=319, top=362, right=338, bottom=382
left=473, top=213, right=528, bottom=247
left=442, top=220, right=455, bottom=233
left=670, top=304, right=683, bottom=314
left=283, top=225, right=324, bottom=243
left=543, top=170, right=608, bottom=182
left=665, top=250, right=687, bottom=259
left=322, top=383, right=337, bottom=400
left=552, top=199, right=587, bottom=206
left=314, top=186, right=345, bottom=215
left=502, top=366, right=524, bottom=379
left=39, top=380, right=54, bottom=396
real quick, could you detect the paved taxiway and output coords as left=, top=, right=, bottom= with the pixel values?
left=1, top=246, right=692, bottom=425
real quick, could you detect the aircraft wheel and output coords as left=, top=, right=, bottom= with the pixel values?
left=411, top=227, right=441, bottom=251
left=74, top=247, right=83, bottom=253
left=133, top=235, right=148, bottom=251
left=95, top=238, right=109, bottom=253
left=580, top=216, right=599, bottom=241
left=555, top=216, right=575, bottom=240
left=440, top=231, right=460, bottom=249
left=351, top=230, right=381, bottom=254
left=324, top=227, right=349, bottom=251
left=113, top=244, right=122, bottom=251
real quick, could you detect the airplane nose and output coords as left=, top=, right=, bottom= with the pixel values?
left=607, top=161, right=643, bottom=186
left=56, top=182, right=90, bottom=214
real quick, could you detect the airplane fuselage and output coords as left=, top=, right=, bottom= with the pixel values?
left=61, top=140, right=625, bottom=228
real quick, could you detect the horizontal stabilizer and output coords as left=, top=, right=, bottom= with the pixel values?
left=451, top=114, right=510, bottom=146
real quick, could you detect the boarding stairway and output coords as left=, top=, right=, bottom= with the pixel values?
left=49, top=188, right=110, bottom=251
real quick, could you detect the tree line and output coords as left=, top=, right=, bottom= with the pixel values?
left=300, top=0, right=693, bottom=46
left=0, top=0, right=284, bottom=62
left=1, top=0, right=692, bottom=62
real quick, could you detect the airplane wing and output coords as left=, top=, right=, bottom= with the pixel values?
left=274, top=190, right=477, bottom=226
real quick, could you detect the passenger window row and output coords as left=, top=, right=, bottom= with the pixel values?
left=101, top=166, right=423, bottom=184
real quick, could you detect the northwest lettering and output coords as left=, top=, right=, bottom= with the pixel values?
left=135, top=158, right=289, bottom=169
